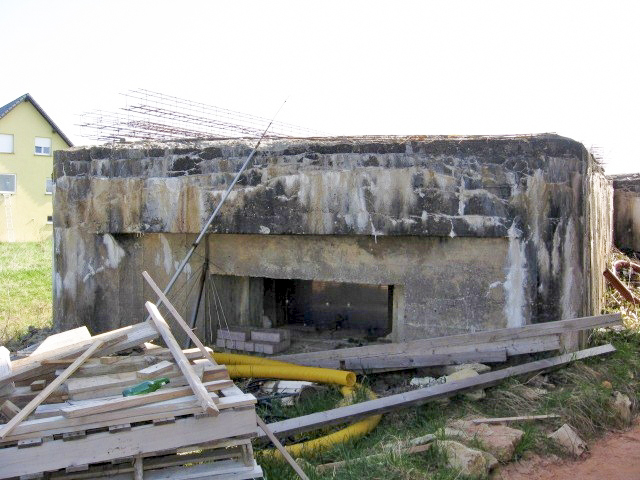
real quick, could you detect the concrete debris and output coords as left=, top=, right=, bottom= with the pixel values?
left=449, top=420, right=525, bottom=462
left=438, top=440, right=497, bottom=477
left=610, top=391, right=632, bottom=424
left=548, top=423, right=587, bottom=457
left=408, top=433, right=437, bottom=446
left=409, top=376, right=439, bottom=387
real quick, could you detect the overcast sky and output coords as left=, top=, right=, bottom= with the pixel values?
left=1, top=0, right=638, bottom=173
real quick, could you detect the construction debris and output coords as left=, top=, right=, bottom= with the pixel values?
left=217, top=328, right=291, bottom=354
left=548, top=423, right=587, bottom=457
left=0, top=323, right=263, bottom=479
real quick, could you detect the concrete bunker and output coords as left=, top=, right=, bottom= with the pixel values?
left=52, top=134, right=612, bottom=349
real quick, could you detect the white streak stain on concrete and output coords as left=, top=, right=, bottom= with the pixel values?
left=561, top=218, right=581, bottom=319
left=504, top=223, right=527, bottom=328
left=102, top=234, right=125, bottom=269
left=159, top=234, right=173, bottom=275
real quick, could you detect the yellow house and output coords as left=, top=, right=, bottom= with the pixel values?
left=0, top=94, right=72, bottom=242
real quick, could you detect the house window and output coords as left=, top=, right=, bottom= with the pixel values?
left=45, top=178, right=54, bottom=194
left=46, top=215, right=53, bottom=224
left=35, top=137, right=52, bottom=156
left=0, top=134, right=13, bottom=153
left=0, top=174, right=16, bottom=194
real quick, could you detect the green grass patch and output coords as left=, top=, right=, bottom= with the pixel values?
left=0, top=240, right=53, bottom=345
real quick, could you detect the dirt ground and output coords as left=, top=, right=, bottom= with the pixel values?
left=493, top=421, right=640, bottom=480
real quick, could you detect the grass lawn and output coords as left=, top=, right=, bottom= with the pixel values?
left=0, top=240, right=53, bottom=345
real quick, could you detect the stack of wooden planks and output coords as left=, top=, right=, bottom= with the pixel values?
left=0, top=317, right=263, bottom=479
left=274, top=313, right=623, bottom=372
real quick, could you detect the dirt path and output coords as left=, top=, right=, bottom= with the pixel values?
left=493, top=421, right=640, bottom=480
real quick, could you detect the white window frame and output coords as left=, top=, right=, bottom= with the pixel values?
left=45, top=178, right=54, bottom=195
left=35, top=137, right=52, bottom=156
left=0, top=173, right=16, bottom=194
left=0, top=133, right=14, bottom=154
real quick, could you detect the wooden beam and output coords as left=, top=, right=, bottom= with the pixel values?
left=145, top=302, right=219, bottom=416
left=61, top=379, right=233, bottom=418
left=0, top=322, right=158, bottom=387
left=4, top=391, right=254, bottom=442
left=32, top=327, right=91, bottom=356
left=0, top=400, right=20, bottom=420
left=142, top=271, right=213, bottom=363
left=136, top=360, right=174, bottom=379
left=341, top=350, right=507, bottom=372
left=471, top=414, right=560, bottom=424
left=0, top=337, right=109, bottom=439
left=260, top=344, right=615, bottom=438
left=273, top=313, right=622, bottom=368
left=256, top=416, right=310, bottom=480
left=275, top=314, right=620, bottom=368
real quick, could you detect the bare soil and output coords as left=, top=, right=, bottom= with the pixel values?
left=493, top=421, right=640, bottom=479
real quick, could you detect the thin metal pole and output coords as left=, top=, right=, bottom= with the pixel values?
left=184, top=259, right=207, bottom=349
left=148, top=100, right=287, bottom=315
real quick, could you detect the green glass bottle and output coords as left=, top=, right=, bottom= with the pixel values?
left=122, top=377, right=170, bottom=397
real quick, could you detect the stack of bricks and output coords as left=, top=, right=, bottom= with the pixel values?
left=216, top=328, right=291, bottom=355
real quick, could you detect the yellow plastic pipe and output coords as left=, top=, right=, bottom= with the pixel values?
left=212, top=351, right=380, bottom=456
left=225, top=364, right=356, bottom=387
left=212, top=352, right=291, bottom=367
left=269, top=385, right=382, bottom=458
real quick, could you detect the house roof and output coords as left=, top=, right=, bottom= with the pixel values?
left=0, top=93, right=73, bottom=146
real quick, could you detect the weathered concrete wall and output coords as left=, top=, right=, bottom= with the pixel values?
left=610, top=174, right=640, bottom=252
left=53, top=135, right=612, bottom=338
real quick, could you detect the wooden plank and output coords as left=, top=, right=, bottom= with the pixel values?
left=145, top=302, right=218, bottom=416
left=137, top=360, right=174, bottom=379
left=261, top=344, right=616, bottom=439
left=282, top=335, right=560, bottom=369
left=65, top=364, right=203, bottom=395
left=342, top=350, right=507, bottom=372
left=1, top=400, right=20, bottom=420
left=471, top=414, right=560, bottom=424
left=1, top=385, right=67, bottom=409
left=61, top=379, right=234, bottom=418
left=1, top=322, right=158, bottom=387
left=66, top=365, right=228, bottom=401
left=275, top=314, right=620, bottom=367
left=0, top=338, right=109, bottom=439
left=2, top=390, right=254, bottom=443
left=0, top=405, right=257, bottom=478
left=47, top=442, right=254, bottom=479
left=32, top=327, right=91, bottom=356
left=257, top=415, right=310, bottom=480
left=29, top=380, right=46, bottom=391
left=143, top=271, right=213, bottom=364
left=47, top=349, right=210, bottom=376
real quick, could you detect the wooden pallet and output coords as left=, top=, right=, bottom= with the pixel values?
left=0, top=383, right=258, bottom=478
left=0, top=318, right=262, bottom=480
